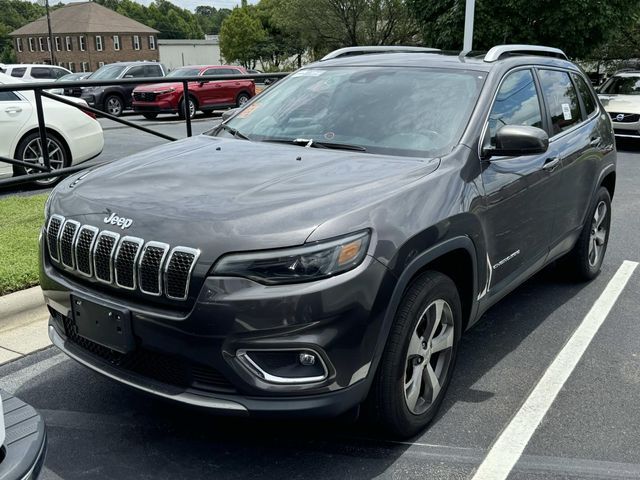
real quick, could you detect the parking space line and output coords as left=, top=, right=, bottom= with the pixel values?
left=471, top=260, right=638, bottom=480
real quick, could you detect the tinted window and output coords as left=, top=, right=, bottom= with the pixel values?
left=167, top=68, right=201, bottom=77
left=89, top=64, right=126, bottom=80
left=203, top=68, right=228, bottom=76
left=600, top=75, right=640, bottom=95
left=0, top=91, right=20, bottom=101
left=52, top=68, right=68, bottom=79
left=573, top=73, right=597, bottom=116
left=125, top=66, right=146, bottom=78
left=31, top=67, right=55, bottom=79
left=486, top=69, right=542, bottom=147
left=11, top=67, right=26, bottom=78
left=144, top=65, right=162, bottom=77
left=538, top=69, right=581, bottom=135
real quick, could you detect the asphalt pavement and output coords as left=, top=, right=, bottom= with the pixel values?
left=1, top=140, right=639, bottom=479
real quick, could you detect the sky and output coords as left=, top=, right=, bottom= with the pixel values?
left=57, top=0, right=251, bottom=11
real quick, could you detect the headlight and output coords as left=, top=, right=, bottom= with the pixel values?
left=212, top=230, right=371, bottom=285
left=153, top=88, right=176, bottom=95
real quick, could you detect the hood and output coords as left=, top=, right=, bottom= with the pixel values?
left=134, top=82, right=184, bottom=93
left=50, top=136, right=438, bottom=264
left=598, top=94, right=640, bottom=114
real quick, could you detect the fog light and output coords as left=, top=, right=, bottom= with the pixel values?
left=299, top=352, right=316, bottom=366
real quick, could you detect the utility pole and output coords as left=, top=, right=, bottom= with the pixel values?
left=44, top=0, right=55, bottom=64
left=463, top=0, right=475, bottom=53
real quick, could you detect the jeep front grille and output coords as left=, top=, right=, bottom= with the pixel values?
left=45, top=216, right=199, bottom=301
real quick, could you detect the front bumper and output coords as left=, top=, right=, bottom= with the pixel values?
left=41, top=243, right=392, bottom=417
left=609, top=118, right=640, bottom=138
left=132, top=100, right=177, bottom=114
left=0, top=391, right=47, bottom=480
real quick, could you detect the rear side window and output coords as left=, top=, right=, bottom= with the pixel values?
left=0, top=91, right=20, bottom=101
left=538, top=69, right=582, bottom=135
left=11, top=67, right=26, bottom=78
left=486, top=69, right=543, bottom=147
left=572, top=73, right=597, bottom=116
left=31, top=67, right=55, bottom=79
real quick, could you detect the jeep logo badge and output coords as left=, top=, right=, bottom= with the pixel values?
left=103, top=212, right=133, bottom=230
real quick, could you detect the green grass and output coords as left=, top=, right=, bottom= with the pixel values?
left=0, top=194, right=48, bottom=296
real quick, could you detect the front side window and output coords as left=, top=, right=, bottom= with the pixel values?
left=133, top=35, right=140, bottom=50
left=31, top=67, right=55, bottom=79
left=79, top=35, right=86, bottom=51
left=573, top=73, right=597, bottom=116
left=125, top=66, right=146, bottom=78
left=95, top=35, right=103, bottom=51
left=485, top=69, right=543, bottom=148
left=16, top=38, right=22, bottom=52
left=538, top=69, right=582, bottom=135
left=113, top=35, right=120, bottom=51
left=90, top=64, right=126, bottom=79
left=167, top=67, right=201, bottom=77
left=220, top=66, right=486, bottom=158
left=11, top=67, right=26, bottom=78
left=144, top=65, right=161, bottom=77
left=52, top=67, right=68, bottom=78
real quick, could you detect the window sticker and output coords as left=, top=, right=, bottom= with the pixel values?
left=238, top=102, right=261, bottom=118
left=561, top=103, right=572, bottom=121
left=292, top=69, right=325, bottom=77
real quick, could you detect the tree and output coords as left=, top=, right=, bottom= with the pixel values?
left=408, top=0, right=640, bottom=59
left=219, top=6, right=266, bottom=68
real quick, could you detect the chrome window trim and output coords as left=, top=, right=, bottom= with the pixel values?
left=164, top=246, right=200, bottom=301
left=46, top=214, right=65, bottom=262
left=138, top=241, right=170, bottom=296
left=114, top=236, right=144, bottom=291
left=59, top=219, right=81, bottom=270
left=73, top=224, right=99, bottom=277
left=236, top=348, right=329, bottom=385
left=93, top=230, right=120, bottom=285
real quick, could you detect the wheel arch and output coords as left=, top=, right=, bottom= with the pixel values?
left=600, top=169, right=616, bottom=200
left=13, top=127, right=72, bottom=165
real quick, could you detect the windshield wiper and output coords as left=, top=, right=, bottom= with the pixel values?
left=262, top=137, right=366, bottom=152
left=219, top=123, right=251, bottom=140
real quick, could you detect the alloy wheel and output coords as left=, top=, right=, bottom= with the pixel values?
left=404, top=299, right=455, bottom=415
left=588, top=201, right=608, bottom=267
left=21, top=137, right=65, bottom=185
left=238, top=95, right=249, bottom=106
left=106, top=97, right=122, bottom=116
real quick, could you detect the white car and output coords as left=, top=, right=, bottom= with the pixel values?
left=0, top=64, right=71, bottom=82
left=0, top=72, right=104, bottom=187
left=597, top=70, right=640, bottom=139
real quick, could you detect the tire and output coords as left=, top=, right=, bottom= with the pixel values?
left=236, top=92, right=251, bottom=107
left=178, top=97, right=196, bottom=119
left=13, top=131, right=70, bottom=187
left=142, top=113, right=158, bottom=120
left=564, top=187, right=612, bottom=281
left=104, top=95, right=124, bottom=117
left=365, top=271, right=462, bottom=438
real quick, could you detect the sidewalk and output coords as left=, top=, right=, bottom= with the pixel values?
left=0, top=287, right=51, bottom=364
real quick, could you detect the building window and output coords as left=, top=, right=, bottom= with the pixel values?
left=68, top=62, right=75, bottom=72
left=95, top=35, right=103, bottom=52
left=82, top=61, right=89, bottom=72
left=133, top=35, right=140, bottom=50
left=38, top=37, right=45, bottom=52
left=78, top=35, right=86, bottom=51
left=65, top=36, right=72, bottom=51
left=47, top=37, right=51, bottom=52
left=16, top=38, right=22, bottom=52
left=148, top=35, right=155, bottom=50
left=98, top=61, right=105, bottom=69
left=55, top=36, right=61, bottom=51
left=113, top=35, right=120, bottom=51
left=58, top=61, right=64, bottom=67
left=28, top=37, right=34, bottom=52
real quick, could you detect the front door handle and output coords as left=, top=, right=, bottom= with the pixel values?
left=543, top=156, right=561, bottom=172
left=590, top=136, right=602, bottom=147
left=4, top=106, right=22, bottom=114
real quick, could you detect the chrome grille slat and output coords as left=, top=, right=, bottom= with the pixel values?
left=59, top=220, right=81, bottom=269
left=46, top=216, right=197, bottom=301
left=115, top=236, right=144, bottom=290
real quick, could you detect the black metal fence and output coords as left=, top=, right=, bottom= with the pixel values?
left=0, top=72, right=289, bottom=188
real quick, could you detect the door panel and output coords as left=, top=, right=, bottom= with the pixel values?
left=0, top=91, right=33, bottom=177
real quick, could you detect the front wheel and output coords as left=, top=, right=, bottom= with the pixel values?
left=104, top=95, right=124, bottom=117
left=178, top=98, right=196, bottom=119
left=564, top=186, right=612, bottom=280
left=13, top=132, right=69, bottom=187
left=236, top=92, right=251, bottom=107
left=365, top=271, right=461, bottom=438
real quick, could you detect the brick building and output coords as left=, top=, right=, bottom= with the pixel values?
left=10, top=2, right=159, bottom=73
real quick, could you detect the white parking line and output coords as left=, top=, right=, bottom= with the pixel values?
left=471, top=260, right=638, bottom=480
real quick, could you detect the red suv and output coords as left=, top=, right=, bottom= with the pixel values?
left=132, top=65, right=256, bottom=119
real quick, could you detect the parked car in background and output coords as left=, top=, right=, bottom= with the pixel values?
left=132, top=65, right=255, bottom=119
left=597, top=70, right=640, bottom=139
left=0, top=390, right=47, bottom=480
left=0, top=72, right=104, bottom=187
left=0, top=64, right=71, bottom=81
left=80, top=61, right=167, bottom=117
left=49, top=72, right=92, bottom=96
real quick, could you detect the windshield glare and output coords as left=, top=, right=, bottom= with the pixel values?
left=89, top=65, right=126, bottom=80
left=167, top=68, right=201, bottom=77
left=218, top=66, right=485, bottom=157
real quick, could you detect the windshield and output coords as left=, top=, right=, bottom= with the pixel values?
left=167, top=68, right=202, bottom=77
left=57, top=73, right=86, bottom=82
left=214, top=66, right=485, bottom=157
left=600, top=75, right=640, bottom=95
left=89, top=65, right=126, bottom=80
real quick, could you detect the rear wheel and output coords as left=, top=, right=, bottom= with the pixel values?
left=365, top=271, right=461, bottom=438
left=104, top=95, right=123, bottom=117
left=142, top=113, right=157, bottom=120
left=13, top=131, right=69, bottom=187
left=236, top=92, right=251, bottom=107
left=564, top=187, right=611, bottom=280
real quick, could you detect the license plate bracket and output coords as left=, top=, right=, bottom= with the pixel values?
left=71, top=295, right=135, bottom=354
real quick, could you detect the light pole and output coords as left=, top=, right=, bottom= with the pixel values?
left=463, top=0, right=475, bottom=52
left=39, top=0, right=55, bottom=64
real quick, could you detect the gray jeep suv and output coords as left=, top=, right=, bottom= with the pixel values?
left=40, top=45, right=616, bottom=437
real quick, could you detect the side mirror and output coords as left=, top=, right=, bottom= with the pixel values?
left=221, top=108, right=239, bottom=121
left=484, top=125, right=549, bottom=158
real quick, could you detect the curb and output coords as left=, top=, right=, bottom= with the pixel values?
left=0, top=286, right=46, bottom=331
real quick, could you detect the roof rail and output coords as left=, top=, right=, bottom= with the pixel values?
left=484, top=45, right=568, bottom=62
left=321, top=46, right=439, bottom=61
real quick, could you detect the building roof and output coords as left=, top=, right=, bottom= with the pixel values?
left=10, top=2, right=158, bottom=36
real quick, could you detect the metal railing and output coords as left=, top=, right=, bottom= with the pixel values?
left=0, top=72, right=289, bottom=188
